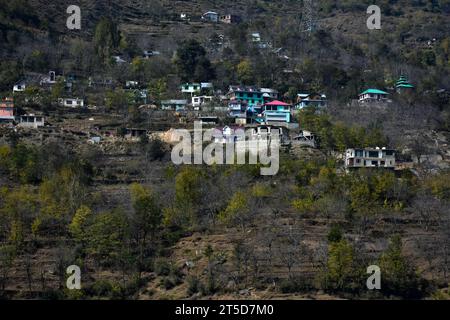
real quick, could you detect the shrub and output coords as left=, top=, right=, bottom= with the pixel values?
left=154, top=258, right=171, bottom=276
left=187, top=275, right=201, bottom=296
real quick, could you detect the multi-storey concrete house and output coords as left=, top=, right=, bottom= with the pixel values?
left=17, top=114, right=45, bottom=129
left=227, top=86, right=264, bottom=107
left=261, top=100, right=292, bottom=124
left=345, top=148, right=396, bottom=169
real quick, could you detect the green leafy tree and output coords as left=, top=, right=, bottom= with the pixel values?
left=0, top=186, right=37, bottom=246
left=93, top=17, right=121, bottom=64
left=219, top=191, right=251, bottom=232
left=326, top=239, right=358, bottom=291
left=0, top=61, right=22, bottom=92
left=85, top=210, right=129, bottom=264
left=379, top=235, right=425, bottom=298
left=105, top=88, right=133, bottom=113
left=130, top=183, right=162, bottom=244
left=0, top=245, right=16, bottom=293
left=174, top=39, right=215, bottom=82
left=148, top=78, right=168, bottom=104
left=164, top=167, right=203, bottom=228
left=69, top=205, right=93, bottom=244
left=236, top=59, right=254, bottom=84
left=39, top=166, right=87, bottom=219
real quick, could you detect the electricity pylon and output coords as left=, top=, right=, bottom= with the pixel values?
left=303, top=0, right=318, bottom=34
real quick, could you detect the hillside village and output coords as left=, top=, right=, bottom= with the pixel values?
left=0, top=0, right=450, bottom=300
left=1, top=71, right=428, bottom=170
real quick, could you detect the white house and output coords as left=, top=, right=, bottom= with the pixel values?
left=113, top=56, right=127, bottom=64
left=125, top=81, right=139, bottom=88
left=161, top=100, right=188, bottom=111
left=59, top=98, right=85, bottom=108
left=143, top=50, right=161, bottom=58
left=359, top=89, right=389, bottom=102
left=248, top=125, right=285, bottom=144
left=213, top=126, right=245, bottom=144
left=251, top=32, right=261, bottom=42
left=295, top=93, right=327, bottom=109
left=192, top=96, right=213, bottom=109
left=181, top=83, right=213, bottom=96
left=345, top=148, right=396, bottom=169
left=201, top=82, right=214, bottom=91
left=219, top=14, right=241, bottom=24
left=17, top=114, right=45, bottom=129
left=181, top=83, right=201, bottom=95
left=13, top=80, right=27, bottom=92
left=260, top=88, right=278, bottom=102
left=40, top=71, right=57, bottom=86
left=202, top=11, right=219, bottom=22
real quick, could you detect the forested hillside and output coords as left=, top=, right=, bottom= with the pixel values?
left=0, top=1, right=449, bottom=300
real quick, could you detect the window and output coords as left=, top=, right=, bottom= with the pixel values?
left=356, top=150, right=364, bottom=157
left=369, top=151, right=379, bottom=158
left=356, top=159, right=361, bottom=164
left=66, top=100, right=73, bottom=105
left=372, top=161, right=378, bottom=166
left=385, top=150, right=394, bottom=156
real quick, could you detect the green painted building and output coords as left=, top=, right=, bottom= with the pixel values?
left=227, top=85, right=264, bottom=107
left=396, top=75, right=415, bottom=93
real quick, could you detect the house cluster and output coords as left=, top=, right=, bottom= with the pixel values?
left=251, top=32, right=272, bottom=49
left=225, top=85, right=326, bottom=127
left=0, top=97, right=45, bottom=128
left=6, top=68, right=410, bottom=172
left=12, top=70, right=86, bottom=109
left=346, top=76, right=413, bottom=169
left=358, top=75, right=415, bottom=103
left=159, top=82, right=216, bottom=112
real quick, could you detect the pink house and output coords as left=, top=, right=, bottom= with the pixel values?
left=0, top=97, right=15, bottom=121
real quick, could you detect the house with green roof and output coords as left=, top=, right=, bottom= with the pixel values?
left=359, top=89, right=389, bottom=103
left=395, top=75, right=415, bottom=93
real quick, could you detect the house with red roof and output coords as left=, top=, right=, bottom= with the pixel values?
left=0, top=97, right=15, bottom=123
left=261, top=100, right=292, bottom=124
